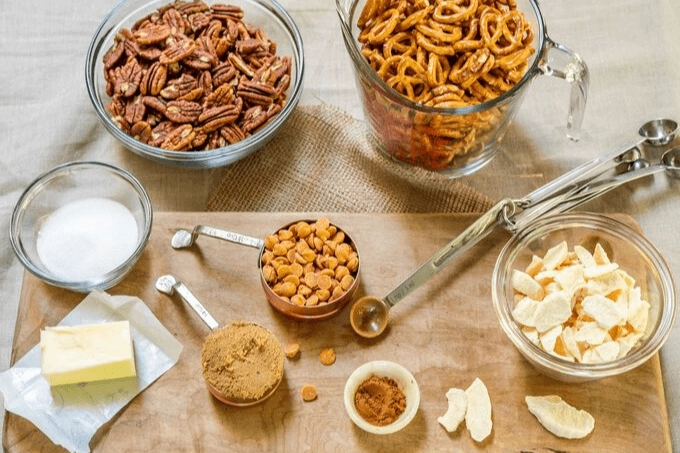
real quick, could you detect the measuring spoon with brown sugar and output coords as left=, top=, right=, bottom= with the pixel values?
left=154, top=274, right=284, bottom=406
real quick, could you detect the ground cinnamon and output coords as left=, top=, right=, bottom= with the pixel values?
left=354, top=375, right=406, bottom=426
left=201, top=321, right=284, bottom=404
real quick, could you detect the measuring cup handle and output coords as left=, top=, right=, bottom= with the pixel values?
left=539, top=37, right=590, bottom=141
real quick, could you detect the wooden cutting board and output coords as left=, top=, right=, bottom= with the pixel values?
left=3, top=212, right=671, bottom=453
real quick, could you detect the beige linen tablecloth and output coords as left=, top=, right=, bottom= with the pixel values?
left=2, top=0, right=680, bottom=450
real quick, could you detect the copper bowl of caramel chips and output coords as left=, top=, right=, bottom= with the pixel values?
left=258, top=218, right=361, bottom=321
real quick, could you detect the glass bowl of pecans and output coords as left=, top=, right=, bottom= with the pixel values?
left=86, top=0, right=304, bottom=168
left=492, top=212, right=676, bottom=382
left=336, top=0, right=589, bottom=177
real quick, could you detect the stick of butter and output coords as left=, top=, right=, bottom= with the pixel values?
left=40, top=320, right=137, bottom=386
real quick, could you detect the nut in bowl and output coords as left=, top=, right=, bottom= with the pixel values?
left=336, top=0, right=589, bottom=177
left=344, top=360, right=420, bottom=434
left=86, top=0, right=304, bottom=168
left=492, top=212, right=677, bottom=382
left=10, top=161, right=153, bottom=293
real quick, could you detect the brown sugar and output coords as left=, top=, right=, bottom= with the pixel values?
left=201, top=321, right=284, bottom=404
left=354, top=375, right=406, bottom=426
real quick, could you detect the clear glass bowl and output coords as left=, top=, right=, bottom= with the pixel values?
left=492, top=212, right=676, bottom=382
left=10, top=161, right=153, bottom=292
left=336, top=0, right=588, bottom=177
left=85, top=0, right=304, bottom=168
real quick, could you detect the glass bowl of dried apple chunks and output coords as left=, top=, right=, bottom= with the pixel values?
left=86, top=0, right=304, bottom=168
left=492, top=212, right=676, bottom=382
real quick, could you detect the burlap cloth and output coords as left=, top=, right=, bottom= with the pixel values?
left=207, top=104, right=494, bottom=213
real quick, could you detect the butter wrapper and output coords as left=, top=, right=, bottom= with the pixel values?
left=0, top=291, right=183, bottom=453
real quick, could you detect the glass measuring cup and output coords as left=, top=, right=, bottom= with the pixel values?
left=336, top=0, right=589, bottom=177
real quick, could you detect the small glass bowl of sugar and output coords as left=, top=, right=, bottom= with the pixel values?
left=10, top=161, right=152, bottom=292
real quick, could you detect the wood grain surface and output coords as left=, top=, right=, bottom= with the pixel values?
left=3, top=212, right=671, bottom=452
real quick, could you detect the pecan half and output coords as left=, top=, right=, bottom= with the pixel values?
left=103, top=41, right=125, bottom=69
left=212, top=61, right=237, bottom=87
left=162, top=8, right=187, bottom=35
left=200, top=104, right=240, bottom=132
left=133, top=24, right=171, bottom=45
left=211, top=4, right=244, bottom=21
left=159, top=37, right=197, bottom=64
left=160, top=73, right=198, bottom=99
left=142, top=95, right=168, bottom=114
left=160, top=124, right=196, bottom=150
left=113, top=58, right=142, bottom=97
left=184, top=49, right=217, bottom=70
left=131, top=121, right=152, bottom=143
left=165, top=100, right=203, bottom=123
left=241, top=105, right=267, bottom=133
left=227, top=53, right=255, bottom=78
left=219, top=123, right=246, bottom=144
left=149, top=121, right=176, bottom=147
left=176, top=0, right=210, bottom=15
left=140, top=61, right=167, bottom=96
left=124, top=97, right=146, bottom=125
left=237, top=78, right=277, bottom=105
left=203, top=84, right=234, bottom=108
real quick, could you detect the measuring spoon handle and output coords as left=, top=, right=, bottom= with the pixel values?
left=192, top=225, right=264, bottom=249
left=553, top=163, right=666, bottom=214
left=383, top=199, right=515, bottom=308
left=172, top=280, right=221, bottom=331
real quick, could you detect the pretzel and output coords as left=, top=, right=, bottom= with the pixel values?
left=357, top=0, right=536, bottom=171
left=433, top=0, right=479, bottom=24
left=426, top=52, right=451, bottom=87
left=366, top=8, right=401, bottom=44
left=383, top=32, right=417, bottom=59
left=479, top=9, right=527, bottom=56
left=398, top=5, right=434, bottom=31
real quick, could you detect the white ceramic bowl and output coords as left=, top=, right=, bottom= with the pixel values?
left=10, top=161, right=153, bottom=292
left=344, top=360, right=420, bottom=434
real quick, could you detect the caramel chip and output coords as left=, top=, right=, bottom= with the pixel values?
left=285, top=342, right=301, bottom=359
left=319, top=348, right=336, bottom=366
left=301, top=384, right=318, bottom=402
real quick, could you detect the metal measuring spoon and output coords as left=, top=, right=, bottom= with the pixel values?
left=638, top=118, right=678, bottom=146
left=350, top=200, right=514, bottom=339
left=155, top=274, right=220, bottom=330
left=171, top=225, right=264, bottom=250
left=350, top=120, right=679, bottom=339
left=555, top=146, right=680, bottom=211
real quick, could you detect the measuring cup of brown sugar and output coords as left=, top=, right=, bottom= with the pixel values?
left=172, top=218, right=361, bottom=321
left=155, top=274, right=285, bottom=406
left=337, top=0, right=589, bottom=177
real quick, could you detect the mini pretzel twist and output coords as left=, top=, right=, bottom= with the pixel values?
left=433, top=0, right=479, bottom=24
